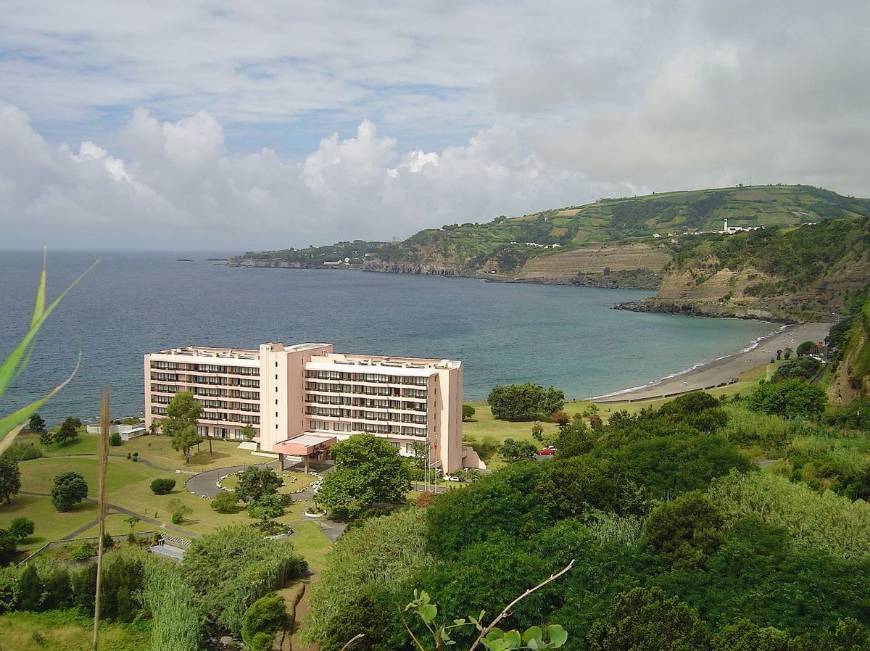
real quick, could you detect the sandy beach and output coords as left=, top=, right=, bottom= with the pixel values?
left=592, top=322, right=832, bottom=403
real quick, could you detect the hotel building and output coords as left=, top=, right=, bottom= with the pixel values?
left=144, top=342, right=472, bottom=472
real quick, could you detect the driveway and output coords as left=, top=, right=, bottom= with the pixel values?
left=185, top=460, right=279, bottom=498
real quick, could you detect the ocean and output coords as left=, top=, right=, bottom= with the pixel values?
left=0, top=250, right=774, bottom=425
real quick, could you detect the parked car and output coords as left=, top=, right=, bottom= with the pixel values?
left=537, top=446, right=556, bottom=456
left=443, top=474, right=462, bottom=482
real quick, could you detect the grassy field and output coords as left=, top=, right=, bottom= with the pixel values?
left=1, top=433, right=334, bottom=569
left=0, top=611, right=150, bottom=651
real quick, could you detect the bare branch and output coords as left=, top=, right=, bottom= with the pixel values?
left=468, top=559, right=575, bottom=651
left=340, top=633, right=366, bottom=650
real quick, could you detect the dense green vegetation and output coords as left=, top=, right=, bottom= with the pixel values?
left=306, top=390, right=869, bottom=650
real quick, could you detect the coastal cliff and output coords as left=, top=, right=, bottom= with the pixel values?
left=616, top=216, right=869, bottom=322
left=230, top=185, right=869, bottom=319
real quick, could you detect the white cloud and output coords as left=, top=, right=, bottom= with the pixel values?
left=0, top=1, right=867, bottom=248
left=0, top=105, right=597, bottom=249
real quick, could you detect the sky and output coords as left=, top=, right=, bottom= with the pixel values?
left=1, top=0, right=868, bottom=250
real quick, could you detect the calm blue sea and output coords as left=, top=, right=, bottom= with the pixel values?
left=0, top=251, right=774, bottom=425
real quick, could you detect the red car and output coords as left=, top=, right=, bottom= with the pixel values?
left=538, top=446, right=556, bottom=456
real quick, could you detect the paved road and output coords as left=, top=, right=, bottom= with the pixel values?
left=185, top=460, right=280, bottom=498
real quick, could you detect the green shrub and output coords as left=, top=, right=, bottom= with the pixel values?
left=210, top=490, right=241, bottom=513
left=109, top=432, right=123, bottom=446
left=70, top=542, right=95, bottom=562
left=2, top=441, right=43, bottom=462
left=644, top=492, right=725, bottom=569
left=241, top=593, right=287, bottom=649
left=747, top=380, right=826, bottom=419
left=772, top=356, right=820, bottom=382
left=462, top=404, right=476, bottom=421
left=9, top=517, right=35, bottom=541
left=587, top=587, right=709, bottom=650
left=248, top=493, right=288, bottom=520
left=712, top=619, right=789, bottom=651
left=150, top=478, right=176, bottom=495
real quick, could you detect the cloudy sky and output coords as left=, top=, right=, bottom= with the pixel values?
left=1, top=0, right=867, bottom=250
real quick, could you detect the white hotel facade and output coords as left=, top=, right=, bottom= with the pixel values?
left=144, top=342, right=473, bottom=472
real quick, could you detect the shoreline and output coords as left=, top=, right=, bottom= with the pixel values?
left=590, top=321, right=832, bottom=403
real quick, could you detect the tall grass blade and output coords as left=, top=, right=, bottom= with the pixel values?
left=11, top=249, right=47, bottom=383
left=0, top=353, right=81, bottom=451
left=0, top=259, right=98, bottom=395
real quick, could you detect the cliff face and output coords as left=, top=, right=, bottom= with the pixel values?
left=617, top=217, right=869, bottom=322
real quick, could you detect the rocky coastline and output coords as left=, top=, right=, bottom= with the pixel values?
left=614, top=299, right=795, bottom=324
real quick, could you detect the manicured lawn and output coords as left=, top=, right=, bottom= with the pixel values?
left=288, top=520, right=332, bottom=574
left=16, top=432, right=266, bottom=471
left=0, top=610, right=149, bottom=651
left=0, top=494, right=97, bottom=551
left=123, top=435, right=265, bottom=470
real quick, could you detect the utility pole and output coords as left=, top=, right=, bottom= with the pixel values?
left=92, top=390, right=110, bottom=651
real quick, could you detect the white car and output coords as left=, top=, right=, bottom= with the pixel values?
left=442, top=474, right=462, bottom=482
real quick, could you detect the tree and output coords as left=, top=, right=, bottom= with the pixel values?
left=53, top=417, right=81, bottom=446
left=242, top=593, right=287, bottom=651
left=236, top=466, right=283, bottom=503
left=783, top=347, right=793, bottom=360
left=587, top=587, right=709, bottom=650
left=161, top=391, right=203, bottom=462
left=211, top=490, right=241, bottom=513
left=51, top=471, right=88, bottom=511
left=314, top=434, right=411, bottom=519
left=8, top=517, right=34, bottom=541
left=150, top=478, right=177, bottom=495
left=109, top=432, right=123, bottom=446
left=0, top=457, right=21, bottom=504
left=531, top=421, right=544, bottom=441
left=747, top=380, right=827, bottom=419
left=39, top=429, right=53, bottom=445
left=27, top=413, right=46, bottom=434
left=796, top=340, right=816, bottom=357
left=499, top=438, right=538, bottom=463
left=487, top=384, right=565, bottom=421
left=462, top=404, right=476, bottom=421
left=644, top=491, right=725, bottom=569
left=240, top=424, right=256, bottom=441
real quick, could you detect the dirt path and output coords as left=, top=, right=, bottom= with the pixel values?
left=592, top=322, right=831, bottom=402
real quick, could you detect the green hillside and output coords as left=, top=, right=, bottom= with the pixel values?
left=233, top=184, right=870, bottom=275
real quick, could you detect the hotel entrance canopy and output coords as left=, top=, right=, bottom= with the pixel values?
left=273, top=433, right=336, bottom=456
